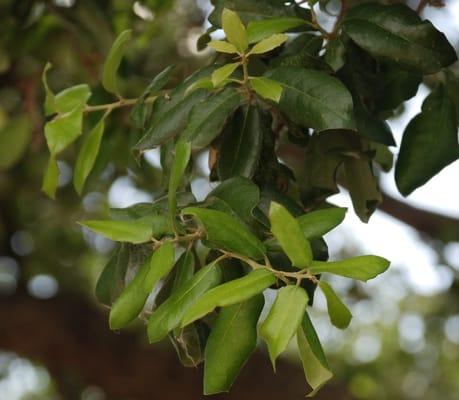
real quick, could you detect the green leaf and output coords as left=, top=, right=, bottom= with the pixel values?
left=182, top=207, right=266, bottom=260
left=181, top=87, right=242, bottom=149
left=297, top=312, right=333, bottom=397
left=247, top=17, right=305, bottom=43
left=102, top=29, right=132, bottom=95
left=79, top=219, right=153, bottom=244
left=44, top=106, right=84, bottom=155
left=324, top=38, right=346, bottom=72
left=54, top=84, right=91, bottom=113
left=73, top=115, right=105, bottom=194
left=249, top=77, right=282, bottom=103
left=0, top=115, right=31, bottom=170
left=42, top=62, right=56, bottom=115
left=297, top=208, right=347, bottom=239
left=147, top=261, right=222, bottom=343
left=204, top=295, right=264, bottom=394
left=217, top=106, right=266, bottom=180
left=184, top=78, right=214, bottom=96
left=343, top=3, right=457, bottom=74
left=269, top=202, right=312, bottom=268
left=319, top=281, right=352, bottom=329
left=395, top=85, right=459, bottom=196
left=171, top=250, right=195, bottom=293
left=260, top=285, right=308, bottom=369
left=222, top=8, right=248, bottom=53
left=309, top=255, right=390, bottom=281
left=249, top=33, right=287, bottom=55
left=208, top=40, right=239, bottom=54
left=266, top=67, right=355, bottom=131
left=181, top=269, right=275, bottom=326
left=143, top=64, right=176, bottom=94
left=168, top=140, right=191, bottom=226
left=211, top=63, right=241, bottom=87
left=143, top=241, right=175, bottom=292
left=41, top=155, right=60, bottom=199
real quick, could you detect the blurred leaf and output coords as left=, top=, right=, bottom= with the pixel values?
left=249, top=33, right=287, bottom=55
left=222, top=8, right=248, bottom=53
left=319, top=281, right=352, bottom=329
left=204, top=294, right=264, bottom=394
left=79, top=219, right=153, bottom=244
left=0, top=115, right=31, bottom=170
left=42, top=62, right=55, bottom=115
left=45, top=106, right=84, bottom=155
left=247, top=17, right=305, bottom=43
left=249, top=77, right=282, bottom=102
left=54, top=84, right=91, bottom=114
left=41, top=155, right=59, bottom=199
left=297, top=207, right=347, bottom=239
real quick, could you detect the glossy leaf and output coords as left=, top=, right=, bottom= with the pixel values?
left=73, top=115, right=105, bottom=194
left=395, top=85, right=459, bottom=196
left=181, top=269, right=275, bottom=326
left=79, top=219, right=153, bottom=244
left=319, top=281, right=352, bottom=329
left=143, top=241, right=175, bottom=292
left=324, top=38, right=345, bottom=72
left=181, top=87, right=242, bottom=149
left=45, top=106, right=84, bottom=155
left=269, top=202, right=312, bottom=268
left=102, top=29, right=132, bottom=95
left=208, top=40, right=238, bottom=54
left=297, top=208, right=347, bottom=239
left=182, top=207, right=266, bottom=260
left=297, top=312, right=333, bottom=397
left=147, top=261, right=222, bottom=343
left=168, top=141, right=191, bottom=225
left=260, top=285, right=308, bottom=369
left=271, top=33, right=324, bottom=69
left=41, top=155, right=59, bottom=199
left=343, top=3, right=457, bottom=74
left=211, top=63, right=240, bottom=87
left=309, top=255, right=390, bottom=282
left=204, top=295, right=264, bottom=394
left=247, top=17, right=305, bottom=43
left=222, top=8, right=248, bottom=53
left=143, top=64, right=175, bottom=94
left=249, top=33, right=287, bottom=55
left=0, top=115, right=31, bottom=170
left=249, top=77, right=282, bottom=103
left=266, top=67, right=355, bottom=131
left=217, top=106, right=266, bottom=180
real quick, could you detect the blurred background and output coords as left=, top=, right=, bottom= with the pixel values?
left=0, top=0, right=458, bottom=399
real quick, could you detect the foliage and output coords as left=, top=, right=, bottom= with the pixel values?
left=35, top=0, right=457, bottom=396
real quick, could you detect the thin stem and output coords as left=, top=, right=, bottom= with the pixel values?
left=83, top=95, right=158, bottom=113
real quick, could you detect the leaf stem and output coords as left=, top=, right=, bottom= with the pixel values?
left=83, top=95, right=158, bottom=113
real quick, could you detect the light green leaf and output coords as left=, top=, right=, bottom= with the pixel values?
left=42, top=62, right=56, bottom=114
left=309, top=255, right=390, bottom=281
left=208, top=40, right=239, bottom=54
left=297, top=207, right=347, bottom=239
left=212, top=62, right=241, bottom=87
left=41, top=155, right=60, bottom=199
left=102, top=29, right=132, bottom=95
left=269, top=202, right=312, bottom=268
left=181, top=269, right=275, bottom=326
left=144, top=241, right=175, bottom=292
left=260, top=285, right=308, bottom=369
left=182, top=207, right=266, bottom=260
left=54, top=84, right=91, bottom=113
left=249, top=33, right=288, bottom=55
left=204, top=295, right=264, bottom=394
left=73, top=115, right=105, bottom=194
left=168, top=140, right=191, bottom=227
left=247, top=17, right=305, bottom=43
left=0, top=115, right=31, bottom=170
left=319, top=281, right=352, bottom=329
left=147, top=261, right=222, bottom=343
left=297, top=312, right=333, bottom=397
left=249, top=77, right=282, bottom=103
left=222, top=8, right=248, bottom=53
left=79, top=219, right=153, bottom=244
left=184, top=77, right=214, bottom=96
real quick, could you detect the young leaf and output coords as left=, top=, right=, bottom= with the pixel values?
left=249, top=77, right=282, bottom=103
left=297, top=207, right=347, bottom=239
left=395, top=85, right=459, bottom=196
left=221, top=8, right=248, bottom=53
left=269, top=202, right=312, bottom=268
left=41, top=155, right=60, bottom=199
left=247, top=17, right=305, bottom=43
left=319, top=281, right=352, bottom=329
left=184, top=77, right=214, bottom=96
left=309, top=255, right=390, bottom=281
left=260, top=285, right=308, bottom=369
left=42, top=62, right=56, bottom=114
left=73, top=115, right=105, bottom=194
left=204, top=295, right=264, bottom=394
left=211, top=62, right=240, bottom=87
left=45, top=106, right=84, bottom=155
left=102, top=29, right=132, bottom=95
left=266, top=67, right=355, bottom=131
left=147, top=261, right=222, bottom=343
left=168, top=140, right=191, bottom=227
left=181, top=269, right=275, bottom=326
left=249, top=33, right=288, bottom=55
left=79, top=219, right=153, bottom=244
left=143, top=241, right=176, bottom=292
left=297, top=312, right=333, bottom=397
left=182, top=207, right=266, bottom=260
left=54, top=84, right=91, bottom=113
left=208, top=40, right=239, bottom=54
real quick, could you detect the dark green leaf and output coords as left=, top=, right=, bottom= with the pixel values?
left=319, top=281, right=352, bottom=329
left=297, top=207, right=347, bottom=239
left=247, top=17, right=306, bottom=43
left=204, top=295, right=264, bottom=394
left=324, top=38, right=345, bottom=72
left=270, top=34, right=325, bottom=69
